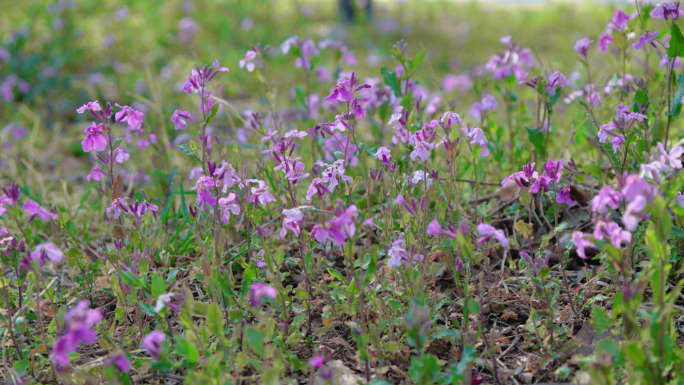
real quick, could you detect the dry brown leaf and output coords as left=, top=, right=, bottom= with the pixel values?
left=502, top=309, right=519, bottom=321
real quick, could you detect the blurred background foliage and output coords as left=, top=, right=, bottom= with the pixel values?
left=0, top=0, right=617, bottom=183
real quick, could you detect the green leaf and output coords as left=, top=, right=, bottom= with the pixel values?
left=205, top=103, right=220, bottom=126
left=152, top=273, right=166, bottom=298
left=624, top=341, right=646, bottom=366
left=634, top=88, right=649, bottom=106
left=14, top=359, right=30, bottom=377
left=65, top=219, right=78, bottom=237
left=548, top=87, right=561, bottom=108
left=244, top=327, right=265, bottom=356
left=526, top=127, right=546, bottom=157
left=120, top=271, right=148, bottom=290
left=177, top=338, right=199, bottom=364
left=139, top=302, right=156, bottom=316
left=381, top=67, right=402, bottom=97
left=538, top=266, right=550, bottom=281
left=327, top=268, right=346, bottom=282
left=670, top=73, right=684, bottom=117
left=304, top=250, right=314, bottom=272
left=405, top=50, right=427, bottom=80
left=591, top=307, right=612, bottom=333
left=207, top=302, right=223, bottom=337
left=519, top=189, right=532, bottom=210
left=294, top=86, right=307, bottom=108
left=668, top=24, right=684, bottom=59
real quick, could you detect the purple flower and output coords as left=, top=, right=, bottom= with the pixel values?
left=106, top=352, right=131, bottom=373
left=23, top=200, right=58, bottom=221
left=427, top=219, right=442, bottom=236
left=239, top=50, right=257, bottom=72
left=477, top=223, right=509, bottom=247
left=247, top=179, right=277, bottom=207
left=574, top=38, right=593, bottom=57
left=677, top=192, right=684, bottom=208
left=315, top=66, right=333, bottom=83
left=213, top=60, right=229, bottom=73
left=325, top=203, right=359, bottom=245
left=470, top=94, right=498, bottom=121
left=51, top=301, right=103, bottom=368
left=30, top=243, right=64, bottom=264
left=248, top=283, right=277, bottom=307
left=192, top=176, right=218, bottom=206
left=154, top=293, right=176, bottom=313
left=76, top=101, right=102, bottom=115
left=461, top=124, right=489, bottom=157
left=632, top=31, right=659, bottom=50
left=547, top=72, right=569, bottom=94
left=106, top=198, right=130, bottom=219
left=310, top=356, right=325, bottom=369
left=591, top=186, right=622, bottom=214
left=557, top=187, right=575, bottom=206
left=572, top=232, right=595, bottom=259
left=115, top=104, right=145, bottom=129
left=170, top=110, right=191, bottom=130
left=218, top=193, right=241, bottom=225
left=374, top=146, right=392, bottom=165
left=387, top=237, right=409, bottom=268
left=82, top=122, right=108, bottom=152
left=599, top=33, right=612, bottom=52
left=410, top=170, right=433, bottom=186
left=111, top=147, right=129, bottom=163
left=325, top=79, right=355, bottom=104
left=440, top=111, right=463, bottom=128
left=141, top=331, right=166, bottom=360
left=657, top=142, right=684, bottom=171
left=651, top=2, right=684, bottom=20
left=594, top=219, right=632, bottom=247
left=622, top=195, right=648, bottom=232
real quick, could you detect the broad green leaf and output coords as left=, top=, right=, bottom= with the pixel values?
left=381, top=67, right=402, bottom=97
left=526, top=127, right=546, bottom=157
left=669, top=24, right=684, bottom=59
left=244, top=327, right=265, bottom=356
left=207, top=302, right=223, bottom=337
left=591, top=307, right=612, bottom=333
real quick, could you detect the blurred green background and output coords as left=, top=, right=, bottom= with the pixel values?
left=0, top=0, right=617, bottom=119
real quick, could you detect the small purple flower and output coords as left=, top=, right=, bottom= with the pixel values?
left=239, top=50, right=258, bottom=72
left=547, top=72, right=569, bottom=94
left=632, top=31, right=659, bottom=50
left=556, top=187, right=575, bottom=207
left=30, top=243, right=64, bottom=264
left=81, top=122, right=108, bottom=152
left=248, top=283, right=277, bottom=307
left=574, top=38, right=593, bottom=57
left=310, top=356, right=325, bottom=369
left=141, top=331, right=166, bottom=360
left=106, top=197, right=130, bottom=219
left=106, top=352, right=131, bottom=373
left=23, top=200, right=58, bottom=221
left=590, top=185, right=622, bottom=214
left=218, top=193, right=241, bottom=225
left=170, top=110, right=191, bottom=130
left=76, top=101, right=102, bottom=115
left=477, top=223, right=509, bottom=248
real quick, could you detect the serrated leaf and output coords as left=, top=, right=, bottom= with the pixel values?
left=515, top=220, right=534, bottom=239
